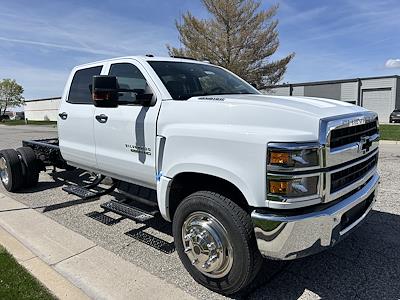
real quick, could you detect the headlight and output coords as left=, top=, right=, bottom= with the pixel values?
left=266, top=142, right=322, bottom=203
left=267, top=143, right=320, bottom=170
left=268, top=176, right=319, bottom=199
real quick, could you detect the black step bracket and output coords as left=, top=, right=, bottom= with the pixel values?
left=63, top=185, right=97, bottom=199
left=101, top=200, right=156, bottom=222
left=62, top=178, right=117, bottom=200
left=117, top=181, right=158, bottom=205
left=86, top=211, right=123, bottom=226
left=125, top=229, right=175, bottom=254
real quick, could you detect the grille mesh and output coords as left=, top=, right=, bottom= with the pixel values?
left=331, top=154, right=378, bottom=193
left=330, top=120, right=378, bottom=148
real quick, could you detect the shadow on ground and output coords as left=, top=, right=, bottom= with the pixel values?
left=17, top=169, right=400, bottom=299
left=238, top=210, right=400, bottom=299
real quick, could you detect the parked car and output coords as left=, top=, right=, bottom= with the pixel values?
left=0, top=56, right=380, bottom=295
left=390, top=109, right=400, bottom=123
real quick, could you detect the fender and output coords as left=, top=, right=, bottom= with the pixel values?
left=156, top=164, right=253, bottom=221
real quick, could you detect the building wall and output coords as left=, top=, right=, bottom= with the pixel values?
left=304, top=83, right=341, bottom=100
left=340, top=82, right=358, bottom=103
left=361, top=77, right=395, bottom=89
left=396, top=77, right=400, bottom=109
left=266, top=86, right=290, bottom=96
left=292, top=86, right=304, bottom=96
left=24, top=98, right=61, bottom=121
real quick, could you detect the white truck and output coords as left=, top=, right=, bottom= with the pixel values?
left=0, top=56, right=380, bottom=295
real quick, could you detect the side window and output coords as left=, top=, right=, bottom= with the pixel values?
left=109, top=63, right=147, bottom=104
left=68, top=66, right=102, bottom=104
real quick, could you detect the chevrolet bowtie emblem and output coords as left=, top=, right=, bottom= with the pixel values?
left=358, top=136, right=372, bottom=153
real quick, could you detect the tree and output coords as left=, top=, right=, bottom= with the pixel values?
left=0, top=79, right=24, bottom=116
left=167, top=0, right=294, bottom=88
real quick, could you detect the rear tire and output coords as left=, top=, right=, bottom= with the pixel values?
left=0, top=149, right=24, bottom=192
left=173, top=191, right=262, bottom=295
left=16, top=147, right=40, bottom=188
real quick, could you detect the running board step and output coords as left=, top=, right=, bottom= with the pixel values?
left=63, top=185, right=97, bottom=199
left=125, top=229, right=175, bottom=254
left=100, top=200, right=157, bottom=222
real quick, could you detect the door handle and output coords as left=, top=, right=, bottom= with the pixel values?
left=95, top=114, right=108, bottom=123
left=58, top=112, right=68, bottom=120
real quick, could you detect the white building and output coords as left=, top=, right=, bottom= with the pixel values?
left=24, top=97, right=61, bottom=121
left=264, top=75, right=400, bottom=123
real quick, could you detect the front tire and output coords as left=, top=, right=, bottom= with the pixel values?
left=0, top=149, right=24, bottom=192
left=173, top=191, right=262, bottom=295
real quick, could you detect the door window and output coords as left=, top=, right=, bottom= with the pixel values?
left=68, top=66, right=102, bottom=104
left=109, top=63, right=148, bottom=105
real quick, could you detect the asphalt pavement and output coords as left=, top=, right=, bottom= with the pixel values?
left=0, top=124, right=399, bottom=299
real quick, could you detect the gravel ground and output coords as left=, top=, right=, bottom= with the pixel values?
left=0, top=125, right=399, bottom=299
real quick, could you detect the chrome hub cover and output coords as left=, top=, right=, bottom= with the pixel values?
left=0, top=157, right=9, bottom=186
left=182, top=212, right=233, bottom=278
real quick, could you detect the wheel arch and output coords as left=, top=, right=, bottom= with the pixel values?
left=163, top=171, right=251, bottom=222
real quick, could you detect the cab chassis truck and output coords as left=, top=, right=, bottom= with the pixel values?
left=0, top=56, right=380, bottom=295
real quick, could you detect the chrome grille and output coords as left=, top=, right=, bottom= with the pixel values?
left=330, top=153, right=378, bottom=193
left=330, top=120, right=378, bottom=148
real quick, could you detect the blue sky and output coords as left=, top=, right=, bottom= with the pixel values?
left=0, top=0, right=399, bottom=100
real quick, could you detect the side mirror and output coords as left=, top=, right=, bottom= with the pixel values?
left=135, top=93, right=154, bottom=106
left=92, top=76, right=119, bottom=108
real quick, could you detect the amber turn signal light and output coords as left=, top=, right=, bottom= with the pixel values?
left=269, top=152, right=290, bottom=165
left=269, top=180, right=289, bottom=194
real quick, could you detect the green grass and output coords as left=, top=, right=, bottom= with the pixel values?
left=1, top=120, right=57, bottom=126
left=380, top=124, right=400, bottom=141
left=0, top=246, right=55, bottom=300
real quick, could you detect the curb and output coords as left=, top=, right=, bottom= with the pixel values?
left=0, top=193, right=196, bottom=300
left=379, top=140, right=400, bottom=145
left=0, top=226, right=90, bottom=300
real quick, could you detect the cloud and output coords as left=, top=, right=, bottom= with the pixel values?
left=0, top=61, right=68, bottom=99
left=0, top=3, right=177, bottom=99
left=0, top=5, right=174, bottom=57
left=385, top=59, right=400, bottom=69
left=0, top=37, right=116, bottom=56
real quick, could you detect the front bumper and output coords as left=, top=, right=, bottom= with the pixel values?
left=390, top=116, right=400, bottom=122
left=251, top=172, right=379, bottom=260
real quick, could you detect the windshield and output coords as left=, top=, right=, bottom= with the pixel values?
left=148, top=61, right=259, bottom=100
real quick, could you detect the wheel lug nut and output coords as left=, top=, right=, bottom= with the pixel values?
left=202, top=262, right=210, bottom=269
left=191, top=258, right=198, bottom=265
left=209, top=254, right=218, bottom=263
left=184, top=233, right=194, bottom=241
left=200, top=231, right=208, bottom=238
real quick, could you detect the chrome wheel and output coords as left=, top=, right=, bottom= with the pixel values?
left=182, top=212, right=233, bottom=278
left=0, top=157, right=9, bottom=186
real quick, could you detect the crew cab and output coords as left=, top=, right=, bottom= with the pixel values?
left=0, top=56, right=380, bottom=295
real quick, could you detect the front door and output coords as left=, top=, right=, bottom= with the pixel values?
left=93, top=60, right=160, bottom=188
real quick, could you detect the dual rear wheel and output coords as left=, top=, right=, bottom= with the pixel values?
left=0, top=147, right=40, bottom=192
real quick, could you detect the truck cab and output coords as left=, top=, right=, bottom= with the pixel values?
left=0, top=56, right=380, bottom=295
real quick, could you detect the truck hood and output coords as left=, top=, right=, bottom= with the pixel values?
left=159, top=94, right=368, bottom=143
left=190, top=94, right=366, bottom=119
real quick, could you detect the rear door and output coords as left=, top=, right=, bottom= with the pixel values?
left=93, top=59, right=161, bottom=187
left=58, top=65, right=104, bottom=170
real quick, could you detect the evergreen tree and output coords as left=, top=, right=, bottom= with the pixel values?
left=168, top=0, right=294, bottom=88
